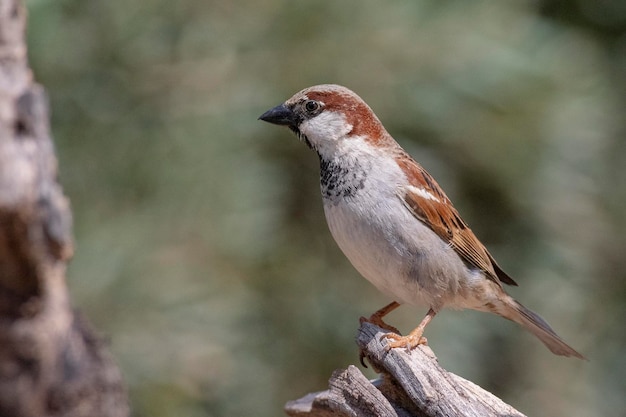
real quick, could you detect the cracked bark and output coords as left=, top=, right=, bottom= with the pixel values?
left=285, top=323, right=526, bottom=417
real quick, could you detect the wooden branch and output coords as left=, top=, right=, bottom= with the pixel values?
left=0, top=1, right=129, bottom=416
left=285, top=322, right=526, bottom=417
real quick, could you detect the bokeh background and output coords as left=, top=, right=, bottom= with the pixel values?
left=26, top=0, right=625, bottom=416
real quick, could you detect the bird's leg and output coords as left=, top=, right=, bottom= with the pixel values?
left=359, top=301, right=401, bottom=334
left=359, top=301, right=402, bottom=367
left=382, top=308, right=437, bottom=351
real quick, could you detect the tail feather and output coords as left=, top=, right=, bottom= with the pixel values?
left=498, top=297, right=586, bottom=359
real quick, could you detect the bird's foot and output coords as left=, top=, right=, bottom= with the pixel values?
left=359, top=301, right=401, bottom=334
left=381, top=307, right=435, bottom=351
left=359, top=315, right=401, bottom=334
left=381, top=331, right=428, bottom=352
left=359, top=302, right=402, bottom=367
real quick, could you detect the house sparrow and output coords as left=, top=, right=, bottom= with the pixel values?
left=259, top=84, right=584, bottom=359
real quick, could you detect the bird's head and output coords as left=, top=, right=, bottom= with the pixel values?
left=259, top=84, right=391, bottom=157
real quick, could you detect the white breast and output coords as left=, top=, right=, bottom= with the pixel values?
left=320, top=140, right=472, bottom=309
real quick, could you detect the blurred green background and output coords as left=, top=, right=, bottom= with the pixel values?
left=26, top=0, right=625, bottom=416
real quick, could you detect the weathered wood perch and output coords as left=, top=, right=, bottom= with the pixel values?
left=285, top=322, right=526, bottom=417
left=0, top=0, right=129, bottom=416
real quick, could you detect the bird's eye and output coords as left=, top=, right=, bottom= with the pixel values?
left=304, top=100, right=320, bottom=113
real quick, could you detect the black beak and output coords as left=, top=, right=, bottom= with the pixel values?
left=258, top=104, right=297, bottom=127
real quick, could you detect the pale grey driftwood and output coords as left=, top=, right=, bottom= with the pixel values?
left=284, top=322, right=526, bottom=417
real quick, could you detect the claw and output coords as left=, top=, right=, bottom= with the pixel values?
left=381, top=332, right=428, bottom=352
left=381, top=308, right=436, bottom=352
left=359, top=348, right=368, bottom=368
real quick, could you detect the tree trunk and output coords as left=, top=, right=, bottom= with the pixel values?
left=0, top=1, right=129, bottom=416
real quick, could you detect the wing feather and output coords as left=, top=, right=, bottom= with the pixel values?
left=395, top=153, right=518, bottom=287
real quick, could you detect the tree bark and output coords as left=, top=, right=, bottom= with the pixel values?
left=285, top=322, right=526, bottom=417
left=0, top=1, right=129, bottom=416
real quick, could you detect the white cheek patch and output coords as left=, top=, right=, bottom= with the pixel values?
left=300, top=111, right=353, bottom=143
left=406, top=185, right=441, bottom=203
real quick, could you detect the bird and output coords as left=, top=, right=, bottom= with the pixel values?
left=259, top=84, right=584, bottom=359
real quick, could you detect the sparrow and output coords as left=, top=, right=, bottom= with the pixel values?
left=259, top=84, right=584, bottom=359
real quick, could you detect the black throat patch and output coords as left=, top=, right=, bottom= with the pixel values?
left=319, top=157, right=367, bottom=199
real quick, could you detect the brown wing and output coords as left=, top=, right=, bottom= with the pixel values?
left=395, top=153, right=518, bottom=287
